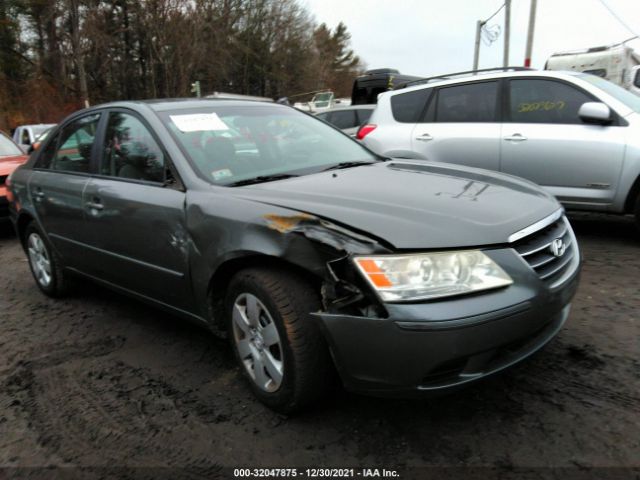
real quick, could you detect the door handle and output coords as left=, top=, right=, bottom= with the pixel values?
left=415, top=133, right=433, bottom=141
left=504, top=133, right=527, bottom=142
left=86, top=198, right=104, bottom=211
left=33, top=188, right=45, bottom=202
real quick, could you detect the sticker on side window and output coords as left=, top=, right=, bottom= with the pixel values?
left=170, top=113, right=229, bottom=132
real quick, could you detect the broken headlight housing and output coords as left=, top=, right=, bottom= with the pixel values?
left=353, top=251, right=512, bottom=302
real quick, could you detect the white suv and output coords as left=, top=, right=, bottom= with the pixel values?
left=360, top=68, right=640, bottom=226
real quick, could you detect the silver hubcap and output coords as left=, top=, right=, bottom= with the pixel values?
left=27, top=233, right=52, bottom=288
left=232, top=293, right=284, bottom=393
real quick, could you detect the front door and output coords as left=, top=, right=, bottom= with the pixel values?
left=500, top=78, right=626, bottom=209
left=82, top=110, right=192, bottom=311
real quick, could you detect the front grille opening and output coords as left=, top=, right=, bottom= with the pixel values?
left=511, top=215, right=576, bottom=286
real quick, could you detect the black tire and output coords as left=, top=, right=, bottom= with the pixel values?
left=24, top=222, right=68, bottom=297
left=225, top=267, right=334, bottom=413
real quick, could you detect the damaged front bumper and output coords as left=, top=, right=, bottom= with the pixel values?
left=315, top=247, right=580, bottom=397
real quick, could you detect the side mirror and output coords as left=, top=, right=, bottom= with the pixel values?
left=578, top=102, right=612, bottom=125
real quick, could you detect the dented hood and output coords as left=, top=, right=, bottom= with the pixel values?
left=233, top=160, right=561, bottom=249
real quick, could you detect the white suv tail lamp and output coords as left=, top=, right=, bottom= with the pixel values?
left=356, top=124, right=377, bottom=140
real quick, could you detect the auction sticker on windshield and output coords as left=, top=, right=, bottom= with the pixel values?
left=170, top=113, right=229, bottom=132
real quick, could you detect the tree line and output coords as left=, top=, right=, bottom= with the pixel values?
left=0, top=0, right=363, bottom=131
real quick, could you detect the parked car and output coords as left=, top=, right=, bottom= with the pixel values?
left=0, top=132, right=29, bottom=220
left=13, top=124, right=56, bottom=150
left=360, top=68, right=640, bottom=228
left=30, top=126, right=55, bottom=152
left=315, top=105, right=374, bottom=136
left=8, top=99, right=580, bottom=412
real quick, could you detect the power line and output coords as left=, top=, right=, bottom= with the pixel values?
left=598, top=0, right=639, bottom=38
left=483, top=3, right=505, bottom=25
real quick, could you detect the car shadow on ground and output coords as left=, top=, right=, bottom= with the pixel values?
left=567, top=212, right=639, bottom=245
left=0, top=221, right=16, bottom=239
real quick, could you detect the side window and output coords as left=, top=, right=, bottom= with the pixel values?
left=102, top=112, right=165, bottom=183
left=436, top=82, right=498, bottom=123
left=328, top=110, right=357, bottom=129
left=21, top=129, right=31, bottom=145
left=508, top=79, right=593, bottom=124
left=52, top=114, right=100, bottom=173
left=356, top=109, right=372, bottom=124
left=316, top=112, right=329, bottom=122
left=390, top=88, right=432, bottom=123
left=34, top=132, right=60, bottom=169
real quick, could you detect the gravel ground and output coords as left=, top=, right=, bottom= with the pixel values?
left=0, top=214, right=638, bottom=479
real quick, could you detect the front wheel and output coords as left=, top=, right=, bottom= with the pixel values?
left=225, top=267, right=334, bottom=413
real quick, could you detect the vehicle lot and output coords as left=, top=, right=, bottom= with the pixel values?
left=0, top=214, right=638, bottom=472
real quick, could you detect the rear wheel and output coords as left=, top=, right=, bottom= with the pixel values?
left=25, top=223, right=68, bottom=297
left=225, top=267, right=333, bottom=413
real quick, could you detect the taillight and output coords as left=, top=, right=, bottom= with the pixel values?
left=356, top=124, right=377, bottom=140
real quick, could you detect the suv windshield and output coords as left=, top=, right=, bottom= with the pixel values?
left=0, top=134, right=22, bottom=156
left=578, top=73, right=640, bottom=113
left=160, top=104, right=378, bottom=186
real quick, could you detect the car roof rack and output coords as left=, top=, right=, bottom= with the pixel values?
left=395, top=66, right=535, bottom=89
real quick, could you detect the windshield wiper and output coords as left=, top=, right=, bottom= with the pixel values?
left=321, top=161, right=377, bottom=172
left=227, top=173, right=299, bottom=187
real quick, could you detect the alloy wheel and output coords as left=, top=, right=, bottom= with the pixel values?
left=232, top=293, right=284, bottom=392
left=27, top=233, right=52, bottom=288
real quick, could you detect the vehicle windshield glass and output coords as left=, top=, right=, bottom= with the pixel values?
left=32, top=125, right=52, bottom=137
left=0, top=134, right=22, bottom=156
left=578, top=73, right=640, bottom=113
left=159, top=104, right=378, bottom=186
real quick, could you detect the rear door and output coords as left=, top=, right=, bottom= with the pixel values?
left=500, top=77, right=626, bottom=208
left=410, top=81, right=501, bottom=171
left=82, top=109, right=192, bottom=310
left=28, top=113, right=103, bottom=269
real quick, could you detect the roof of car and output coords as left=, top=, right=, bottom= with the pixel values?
left=390, top=70, right=584, bottom=96
left=92, top=98, right=284, bottom=112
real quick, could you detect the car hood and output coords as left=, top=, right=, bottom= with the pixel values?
left=233, top=160, right=560, bottom=249
left=0, top=155, right=28, bottom=176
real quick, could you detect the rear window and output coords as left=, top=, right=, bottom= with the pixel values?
left=390, top=89, right=432, bottom=123
left=436, top=81, right=498, bottom=123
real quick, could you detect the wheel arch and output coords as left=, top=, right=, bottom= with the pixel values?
left=206, top=253, right=323, bottom=335
left=623, top=174, right=640, bottom=213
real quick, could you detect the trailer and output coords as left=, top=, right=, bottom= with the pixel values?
left=546, top=43, right=640, bottom=95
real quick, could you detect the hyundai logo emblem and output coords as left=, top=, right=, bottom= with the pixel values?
left=550, top=238, right=566, bottom=258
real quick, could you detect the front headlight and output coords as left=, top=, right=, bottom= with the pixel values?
left=353, top=251, right=512, bottom=302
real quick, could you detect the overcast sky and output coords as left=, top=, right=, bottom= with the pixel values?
left=302, top=0, right=640, bottom=77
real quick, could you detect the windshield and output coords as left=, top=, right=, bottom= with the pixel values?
left=159, top=105, right=378, bottom=186
left=0, top=134, right=23, bottom=156
left=32, top=125, right=53, bottom=137
left=578, top=73, right=640, bottom=113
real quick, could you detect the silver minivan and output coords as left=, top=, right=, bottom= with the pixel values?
left=361, top=69, right=640, bottom=227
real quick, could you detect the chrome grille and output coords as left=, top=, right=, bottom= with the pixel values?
left=511, top=213, right=578, bottom=287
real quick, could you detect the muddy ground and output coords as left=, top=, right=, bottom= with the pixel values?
left=0, top=214, right=638, bottom=479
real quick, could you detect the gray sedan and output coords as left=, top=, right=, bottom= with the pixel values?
left=8, top=99, right=580, bottom=412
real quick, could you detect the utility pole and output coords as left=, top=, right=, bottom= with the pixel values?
left=473, top=20, right=482, bottom=70
left=503, top=0, right=511, bottom=67
left=524, top=0, right=538, bottom=67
